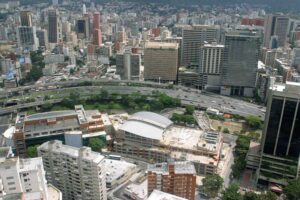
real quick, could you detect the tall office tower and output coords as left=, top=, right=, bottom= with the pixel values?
left=0, top=147, right=50, bottom=199
left=220, top=31, right=260, bottom=97
left=36, top=29, right=48, bottom=49
left=199, top=43, right=224, bottom=89
left=16, top=26, right=39, bottom=51
left=181, top=25, right=220, bottom=67
left=52, top=0, right=58, bottom=6
left=82, top=4, right=87, bottom=15
left=257, top=82, right=300, bottom=186
left=147, top=161, right=196, bottom=200
left=38, top=140, right=107, bottom=200
left=76, top=17, right=90, bottom=39
left=116, top=49, right=141, bottom=80
left=144, top=42, right=179, bottom=83
left=264, top=14, right=290, bottom=48
left=92, top=12, right=102, bottom=46
left=20, top=11, right=32, bottom=27
left=48, top=9, right=60, bottom=44
left=93, top=12, right=100, bottom=30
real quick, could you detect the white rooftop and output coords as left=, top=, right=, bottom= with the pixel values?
left=147, top=190, right=188, bottom=200
left=104, top=159, right=135, bottom=183
left=120, top=112, right=173, bottom=140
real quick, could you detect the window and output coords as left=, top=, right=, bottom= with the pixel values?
left=6, top=176, right=14, bottom=180
left=7, top=182, right=15, bottom=185
left=8, top=187, right=16, bottom=191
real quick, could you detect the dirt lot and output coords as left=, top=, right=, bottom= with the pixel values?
left=210, top=119, right=244, bottom=133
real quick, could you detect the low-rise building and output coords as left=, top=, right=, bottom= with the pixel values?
left=113, top=112, right=223, bottom=176
left=12, top=105, right=111, bottom=157
left=147, top=161, right=196, bottom=200
left=147, top=190, right=188, bottom=200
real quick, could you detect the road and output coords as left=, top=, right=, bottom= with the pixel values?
left=0, top=81, right=265, bottom=119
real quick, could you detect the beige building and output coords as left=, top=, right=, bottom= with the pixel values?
left=38, top=140, right=107, bottom=200
left=144, top=42, right=179, bottom=83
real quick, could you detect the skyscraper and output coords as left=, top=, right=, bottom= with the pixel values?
left=220, top=31, right=260, bottom=97
left=16, top=26, right=39, bottom=51
left=257, top=82, right=300, bottom=186
left=36, top=29, right=48, bottom=49
left=144, top=42, right=179, bottom=83
left=116, top=49, right=141, bottom=80
left=181, top=25, right=220, bottom=67
left=48, top=9, right=60, bottom=43
left=20, top=11, right=32, bottom=27
left=147, top=161, right=196, bottom=200
left=264, top=14, right=290, bottom=48
left=199, top=43, right=224, bottom=89
left=38, top=140, right=107, bottom=200
left=93, top=12, right=102, bottom=46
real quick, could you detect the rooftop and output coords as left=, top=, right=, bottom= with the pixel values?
left=26, top=110, right=76, bottom=121
left=147, top=161, right=196, bottom=175
left=120, top=112, right=173, bottom=140
left=104, top=159, right=136, bottom=183
left=145, top=42, right=178, bottom=49
left=147, top=190, right=188, bottom=200
left=48, top=184, right=62, bottom=200
left=124, top=180, right=148, bottom=200
left=38, top=140, right=104, bottom=164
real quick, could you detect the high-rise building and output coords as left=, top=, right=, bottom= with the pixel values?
left=76, top=17, right=90, bottom=39
left=93, top=12, right=100, bottom=30
left=199, top=43, right=224, bottom=89
left=36, top=29, right=48, bottom=49
left=264, top=14, right=290, bottom=48
left=144, top=42, right=179, bottom=83
left=220, top=31, right=260, bottom=97
left=0, top=147, right=50, bottom=199
left=92, top=12, right=102, bottom=46
left=181, top=25, right=220, bottom=67
left=257, top=82, right=300, bottom=186
left=48, top=9, right=60, bottom=43
left=147, top=161, right=196, bottom=200
left=116, top=49, right=141, bottom=80
left=38, top=140, right=107, bottom=200
left=20, top=11, right=32, bottom=27
left=16, top=26, right=39, bottom=51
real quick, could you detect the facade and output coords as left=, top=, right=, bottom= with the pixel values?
left=0, top=147, right=49, bottom=200
left=13, top=105, right=109, bottom=157
left=144, top=42, right=179, bottom=83
left=257, top=82, right=300, bottom=187
left=36, top=29, right=48, bottom=49
left=113, top=112, right=222, bottom=176
left=76, top=17, right=90, bottom=39
left=147, top=161, right=196, bottom=200
left=116, top=49, right=141, bottom=80
left=199, top=43, right=224, bottom=89
left=48, top=9, right=60, bottom=44
left=38, top=140, right=107, bottom=200
left=20, top=11, right=32, bottom=27
left=93, top=29, right=102, bottom=47
left=264, top=14, right=290, bottom=48
left=181, top=25, right=220, bottom=67
left=220, top=31, right=260, bottom=97
left=16, top=26, right=39, bottom=51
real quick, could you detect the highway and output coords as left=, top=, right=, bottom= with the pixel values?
left=0, top=80, right=266, bottom=119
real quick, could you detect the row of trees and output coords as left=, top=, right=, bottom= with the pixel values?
left=231, top=135, right=251, bottom=178
left=56, top=89, right=181, bottom=112
left=202, top=174, right=278, bottom=200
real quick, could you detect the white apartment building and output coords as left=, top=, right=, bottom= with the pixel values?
left=0, top=147, right=50, bottom=200
left=38, top=140, right=107, bottom=200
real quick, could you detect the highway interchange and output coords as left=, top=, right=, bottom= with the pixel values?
left=0, top=80, right=266, bottom=119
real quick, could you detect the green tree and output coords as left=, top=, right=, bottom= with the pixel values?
left=248, top=132, right=260, bottom=141
left=26, top=145, right=39, bottom=158
left=218, top=126, right=222, bottom=132
left=88, top=138, right=105, bottom=152
left=41, top=102, right=53, bottom=111
left=26, top=65, right=43, bottom=82
left=100, top=89, right=109, bottom=101
left=202, top=174, right=224, bottom=198
left=260, top=191, right=277, bottom=200
left=245, top=116, right=262, bottom=129
left=223, top=128, right=230, bottom=133
left=284, top=178, right=300, bottom=200
left=221, top=184, right=242, bottom=200
left=185, top=105, right=195, bottom=115
left=243, top=192, right=260, bottom=200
